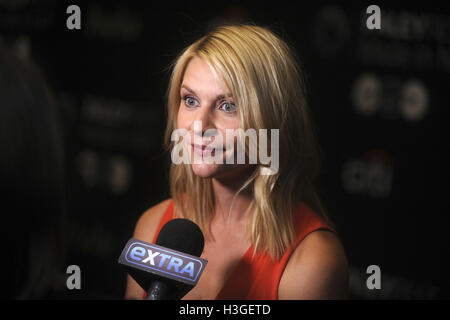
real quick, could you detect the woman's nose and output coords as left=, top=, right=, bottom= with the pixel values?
left=192, top=106, right=214, bottom=136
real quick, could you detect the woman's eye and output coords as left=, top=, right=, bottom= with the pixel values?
left=184, top=97, right=198, bottom=107
left=219, top=102, right=236, bottom=113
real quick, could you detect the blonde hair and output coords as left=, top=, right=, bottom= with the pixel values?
left=164, top=24, right=331, bottom=259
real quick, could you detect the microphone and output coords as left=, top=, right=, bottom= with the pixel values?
left=118, top=218, right=207, bottom=300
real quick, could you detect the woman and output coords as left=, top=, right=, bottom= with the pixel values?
left=126, top=24, right=348, bottom=300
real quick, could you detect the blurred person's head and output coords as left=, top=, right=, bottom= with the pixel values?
left=164, top=24, right=329, bottom=259
left=0, top=41, right=67, bottom=299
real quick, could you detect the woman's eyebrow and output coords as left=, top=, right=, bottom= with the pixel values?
left=181, top=84, right=233, bottom=100
left=180, top=84, right=196, bottom=94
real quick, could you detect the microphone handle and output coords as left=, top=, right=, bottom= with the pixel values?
left=145, top=280, right=171, bottom=300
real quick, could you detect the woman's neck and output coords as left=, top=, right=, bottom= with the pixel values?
left=211, top=166, right=254, bottom=224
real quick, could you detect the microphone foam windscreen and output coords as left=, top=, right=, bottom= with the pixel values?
left=155, top=218, right=204, bottom=257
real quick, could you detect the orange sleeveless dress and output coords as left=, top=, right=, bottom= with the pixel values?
left=145, top=199, right=334, bottom=300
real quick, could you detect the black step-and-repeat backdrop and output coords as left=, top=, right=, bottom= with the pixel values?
left=0, top=1, right=448, bottom=299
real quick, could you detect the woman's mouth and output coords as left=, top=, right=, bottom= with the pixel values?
left=191, top=144, right=224, bottom=157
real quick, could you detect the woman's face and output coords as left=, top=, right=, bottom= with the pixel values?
left=177, top=56, right=248, bottom=179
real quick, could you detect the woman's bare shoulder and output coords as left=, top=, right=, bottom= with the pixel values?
left=279, top=230, right=349, bottom=299
left=133, top=198, right=173, bottom=243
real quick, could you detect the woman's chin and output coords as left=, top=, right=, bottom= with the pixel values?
left=191, top=162, right=256, bottom=182
left=191, top=162, right=223, bottom=178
